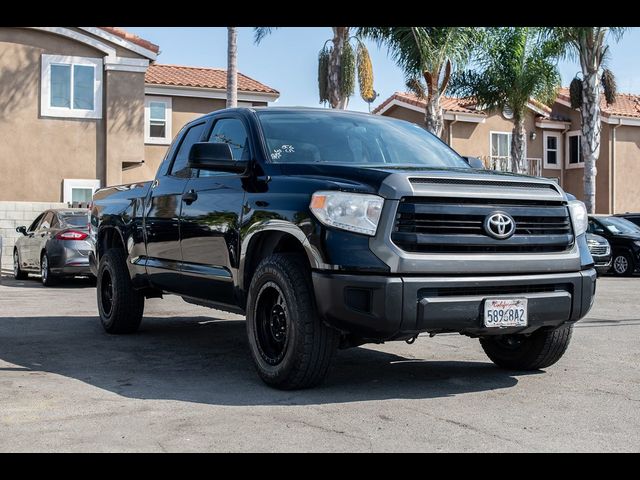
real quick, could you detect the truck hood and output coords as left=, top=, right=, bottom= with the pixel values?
left=277, top=163, right=563, bottom=200
left=277, top=163, right=553, bottom=191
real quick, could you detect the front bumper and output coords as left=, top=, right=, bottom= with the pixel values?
left=312, top=269, right=597, bottom=341
left=592, top=255, right=612, bottom=275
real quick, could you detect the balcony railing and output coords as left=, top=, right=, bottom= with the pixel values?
left=483, top=156, right=542, bottom=177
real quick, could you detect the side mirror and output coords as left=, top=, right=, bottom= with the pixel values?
left=188, top=142, right=248, bottom=174
left=16, top=226, right=27, bottom=236
left=462, top=156, right=485, bottom=169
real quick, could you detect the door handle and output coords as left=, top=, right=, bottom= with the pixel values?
left=182, top=189, right=198, bottom=204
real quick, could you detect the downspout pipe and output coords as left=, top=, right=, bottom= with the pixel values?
left=560, top=124, right=571, bottom=189
left=611, top=119, right=622, bottom=214
left=448, top=115, right=458, bottom=147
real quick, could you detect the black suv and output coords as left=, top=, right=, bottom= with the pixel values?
left=588, top=215, right=640, bottom=276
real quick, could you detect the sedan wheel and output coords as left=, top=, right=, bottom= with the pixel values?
left=41, top=253, right=58, bottom=286
left=612, top=253, right=634, bottom=277
left=13, top=250, right=28, bottom=280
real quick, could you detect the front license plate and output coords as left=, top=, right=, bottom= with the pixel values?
left=483, top=298, right=528, bottom=328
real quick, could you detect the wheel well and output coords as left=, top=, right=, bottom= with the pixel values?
left=243, top=231, right=309, bottom=293
left=97, top=228, right=126, bottom=259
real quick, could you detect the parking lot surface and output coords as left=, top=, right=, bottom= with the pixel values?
left=0, top=274, right=638, bottom=452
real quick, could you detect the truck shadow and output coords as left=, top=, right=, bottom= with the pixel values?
left=0, top=315, right=527, bottom=406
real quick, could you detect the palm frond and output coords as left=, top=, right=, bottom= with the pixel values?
left=254, top=27, right=278, bottom=44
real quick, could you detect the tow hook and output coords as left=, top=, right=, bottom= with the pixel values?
left=406, top=335, right=418, bottom=345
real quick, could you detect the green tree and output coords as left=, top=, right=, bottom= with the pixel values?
left=359, top=27, right=478, bottom=137
left=449, top=28, right=561, bottom=174
left=552, top=27, right=627, bottom=213
left=254, top=27, right=375, bottom=109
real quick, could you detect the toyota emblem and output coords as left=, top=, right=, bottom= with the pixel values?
left=484, top=212, right=516, bottom=239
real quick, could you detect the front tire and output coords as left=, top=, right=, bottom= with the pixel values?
left=13, top=250, right=28, bottom=280
left=480, top=325, right=573, bottom=370
left=612, top=252, right=634, bottom=277
left=97, top=249, right=144, bottom=334
left=246, top=254, right=340, bottom=390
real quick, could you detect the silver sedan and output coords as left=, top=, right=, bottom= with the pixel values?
left=13, top=209, right=94, bottom=286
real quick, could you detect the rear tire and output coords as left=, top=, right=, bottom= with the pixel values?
left=246, top=253, right=340, bottom=390
left=13, top=250, right=28, bottom=280
left=41, top=252, right=58, bottom=286
left=97, top=249, right=144, bottom=334
left=480, top=325, right=573, bottom=370
left=612, top=252, right=634, bottom=277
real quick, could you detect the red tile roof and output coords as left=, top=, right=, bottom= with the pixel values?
left=557, top=87, right=640, bottom=119
left=372, top=92, right=484, bottom=116
left=145, top=64, right=279, bottom=95
left=98, top=27, right=160, bottom=54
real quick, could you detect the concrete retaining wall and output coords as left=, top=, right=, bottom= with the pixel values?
left=0, top=201, right=65, bottom=273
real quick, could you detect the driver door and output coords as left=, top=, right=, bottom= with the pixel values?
left=21, top=212, right=46, bottom=269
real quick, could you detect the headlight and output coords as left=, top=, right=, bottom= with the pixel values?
left=568, top=200, right=588, bottom=236
left=310, top=191, right=384, bottom=236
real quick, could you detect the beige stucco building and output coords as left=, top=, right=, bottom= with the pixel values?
left=0, top=27, right=278, bottom=270
left=374, top=90, right=640, bottom=214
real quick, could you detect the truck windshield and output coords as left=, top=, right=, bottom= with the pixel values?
left=256, top=111, right=469, bottom=168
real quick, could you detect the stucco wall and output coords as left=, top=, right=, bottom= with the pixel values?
left=127, top=97, right=267, bottom=183
left=613, top=125, right=640, bottom=213
left=0, top=28, right=106, bottom=202
left=552, top=103, right=611, bottom=213
left=105, top=70, right=146, bottom=187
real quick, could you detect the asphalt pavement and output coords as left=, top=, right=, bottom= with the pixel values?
left=0, top=273, right=638, bottom=452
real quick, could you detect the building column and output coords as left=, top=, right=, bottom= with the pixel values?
left=104, top=69, right=146, bottom=187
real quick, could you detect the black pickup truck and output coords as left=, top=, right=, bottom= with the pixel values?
left=91, top=108, right=596, bottom=389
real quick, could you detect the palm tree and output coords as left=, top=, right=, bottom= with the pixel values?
left=227, top=27, right=238, bottom=108
left=254, top=27, right=375, bottom=109
left=552, top=28, right=627, bottom=213
left=359, top=27, right=478, bottom=138
left=449, top=28, right=561, bottom=174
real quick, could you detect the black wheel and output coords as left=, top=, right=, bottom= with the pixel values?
left=612, top=252, right=634, bottom=277
left=480, top=325, right=573, bottom=370
left=40, top=252, right=58, bottom=286
left=97, top=249, right=144, bottom=334
left=13, top=249, right=28, bottom=280
left=246, top=253, right=340, bottom=390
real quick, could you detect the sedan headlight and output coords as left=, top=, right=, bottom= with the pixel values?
left=310, top=191, right=384, bottom=236
left=568, top=200, right=588, bottom=236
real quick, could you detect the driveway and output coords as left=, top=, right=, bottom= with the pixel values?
left=0, top=274, right=638, bottom=452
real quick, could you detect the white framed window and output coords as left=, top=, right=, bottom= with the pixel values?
left=490, top=131, right=512, bottom=171
left=543, top=131, right=562, bottom=170
left=63, top=179, right=101, bottom=205
left=41, top=55, right=103, bottom=119
left=145, top=96, right=173, bottom=145
left=565, top=131, right=584, bottom=169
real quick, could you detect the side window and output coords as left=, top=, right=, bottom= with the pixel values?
left=208, top=118, right=250, bottom=161
left=28, top=213, right=45, bottom=233
left=170, top=122, right=207, bottom=178
left=51, top=215, right=60, bottom=229
left=40, top=212, right=54, bottom=230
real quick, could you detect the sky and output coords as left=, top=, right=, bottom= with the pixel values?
left=128, top=27, right=640, bottom=112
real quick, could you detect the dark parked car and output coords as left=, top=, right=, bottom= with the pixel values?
left=91, top=107, right=596, bottom=390
left=13, top=209, right=94, bottom=285
left=586, top=233, right=612, bottom=275
left=587, top=215, right=640, bottom=276
left=614, top=212, right=640, bottom=228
